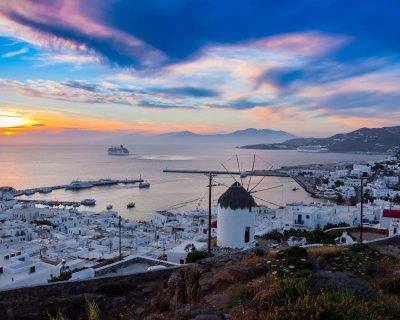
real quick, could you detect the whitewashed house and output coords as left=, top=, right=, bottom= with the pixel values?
left=380, top=209, right=400, bottom=236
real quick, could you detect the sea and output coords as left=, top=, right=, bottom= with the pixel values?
left=0, top=144, right=383, bottom=220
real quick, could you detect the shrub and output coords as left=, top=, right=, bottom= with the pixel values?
left=265, top=290, right=396, bottom=320
left=323, top=222, right=350, bottom=231
left=264, top=228, right=343, bottom=245
left=261, top=230, right=283, bottom=242
left=186, top=250, right=208, bottom=263
left=380, top=277, right=400, bottom=294
left=86, top=299, right=100, bottom=320
left=48, top=271, right=72, bottom=283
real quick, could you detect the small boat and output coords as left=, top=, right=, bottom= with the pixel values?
left=106, top=204, right=113, bottom=210
left=127, top=202, right=135, bottom=208
left=139, top=181, right=150, bottom=189
left=81, top=198, right=96, bottom=206
left=240, top=171, right=249, bottom=178
left=292, top=187, right=299, bottom=191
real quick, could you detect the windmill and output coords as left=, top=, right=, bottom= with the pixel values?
left=163, top=153, right=283, bottom=254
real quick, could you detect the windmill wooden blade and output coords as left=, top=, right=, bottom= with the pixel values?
left=246, top=154, right=256, bottom=191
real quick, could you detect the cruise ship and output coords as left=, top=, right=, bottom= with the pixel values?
left=296, top=145, right=329, bottom=153
left=108, top=145, right=129, bottom=156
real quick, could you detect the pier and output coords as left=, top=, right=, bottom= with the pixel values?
left=163, top=169, right=289, bottom=177
left=18, top=199, right=82, bottom=207
left=13, top=178, right=144, bottom=197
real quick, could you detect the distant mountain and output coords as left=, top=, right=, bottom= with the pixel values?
left=241, top=126, right=400, bottom=154
left=144, top=128, right=296, bottom=145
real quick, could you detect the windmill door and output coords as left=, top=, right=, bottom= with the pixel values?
left=244, top=227, right=250, bottom=243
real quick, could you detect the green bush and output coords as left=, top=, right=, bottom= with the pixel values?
left=48, top=271, right=72, bottom=283
left=263, top=228, right=343, bottom=245
left=186, top=250, right=208, bottom=263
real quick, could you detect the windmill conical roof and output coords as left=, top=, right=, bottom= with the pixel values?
left=218, top=181, right=256, bottom=210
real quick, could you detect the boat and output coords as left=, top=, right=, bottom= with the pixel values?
left=108, top=145, right=129, bottom=156
left=106, top=204, right=113, bottom=210
left=296, top=145, right=329, bottom=153
left=66, top=180, right=94, bottom=190
left=25, top=189, right=35, bottom=195
left=96, top=178, right=117, bottom=186
left=139, top=181, right=150, bottom=189
left=240, top=171, right=249, bottom=178
left=81, top=198, right=96, bottom=206
left=38, top=187, right=52, bottom=194
left=127, top=202, right=135, bottom=208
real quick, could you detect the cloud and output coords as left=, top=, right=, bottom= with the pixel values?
left=62, top=80, right=100, bottom=93
left=1, top=46, right=28, bottom=58
left=0, top=1, right=397, bottom=68
left=151, top=86, right=220, bottom=98
left=315, top=91, right=400, bottom=118
left=0, top=1, right=166, bottom=68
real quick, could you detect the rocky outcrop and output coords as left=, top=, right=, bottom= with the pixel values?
left=310, top=271, right=376, bottom=299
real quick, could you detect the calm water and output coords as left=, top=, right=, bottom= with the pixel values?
left=0, top=144, right=383, bottom=220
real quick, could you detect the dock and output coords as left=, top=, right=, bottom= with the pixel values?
left=18, top=199, right=82, bottom=207
left=13, top=178, right=144, bottom=197
left=163, top=169, right=289, bottom=177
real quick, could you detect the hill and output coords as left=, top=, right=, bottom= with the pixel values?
left=2, top=238, right=400, bottom=319
left=241, top=125, right=400, bottom=154
left=124, top=128, right=296, bottom=145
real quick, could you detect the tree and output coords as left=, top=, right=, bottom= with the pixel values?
left=335, top=180, right=344, bottom=188
left=394, top=194, right=400, bottom=205
left=336, top=194, right=345, bottom=205
left=186, top=250, right=208, bottom=263
left=349, top=196, right=358, bottom=206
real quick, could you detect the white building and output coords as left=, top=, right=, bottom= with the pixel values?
left=380, top=209, right=400, bottom=236
left=217, top=182, right=256, bottom=249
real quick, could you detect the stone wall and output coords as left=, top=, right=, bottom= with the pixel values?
left=0, top=265, right=182, bottom=303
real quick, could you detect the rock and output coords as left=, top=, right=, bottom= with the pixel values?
left=310, top=271, right=376, bottom=299
left=185, top=269, right=201, bottom=303
left=135, top=307, right=145, bottom=315
left=168, top=271, right=187, bottom=311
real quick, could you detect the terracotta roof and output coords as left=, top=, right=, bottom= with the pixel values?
left=382, top=209, right=400, bottom=219
left=218, top=182, right=256, bottom=210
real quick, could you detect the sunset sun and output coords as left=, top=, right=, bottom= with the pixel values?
left=0, top=115, right=32, bottom=128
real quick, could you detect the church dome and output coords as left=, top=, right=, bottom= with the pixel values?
left=218, top=181, right=256, bottom=210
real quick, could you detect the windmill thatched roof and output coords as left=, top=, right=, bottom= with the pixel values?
left=218, top=181, right=256, bottom=211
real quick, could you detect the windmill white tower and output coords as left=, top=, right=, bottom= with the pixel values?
left=217, top=181, right=257, bottom=249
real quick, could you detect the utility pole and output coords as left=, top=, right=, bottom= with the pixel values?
left=359, top=177, right=364, bottom=243
left=208, top=173, right=212, bottom=255
left=118, top=215, right=122, bottom=260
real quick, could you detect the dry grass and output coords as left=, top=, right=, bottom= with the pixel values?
left=306, top=246, right=344, bottom=257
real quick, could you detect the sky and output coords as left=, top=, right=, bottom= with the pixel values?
left=0, top=0, right=399, bottom=142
